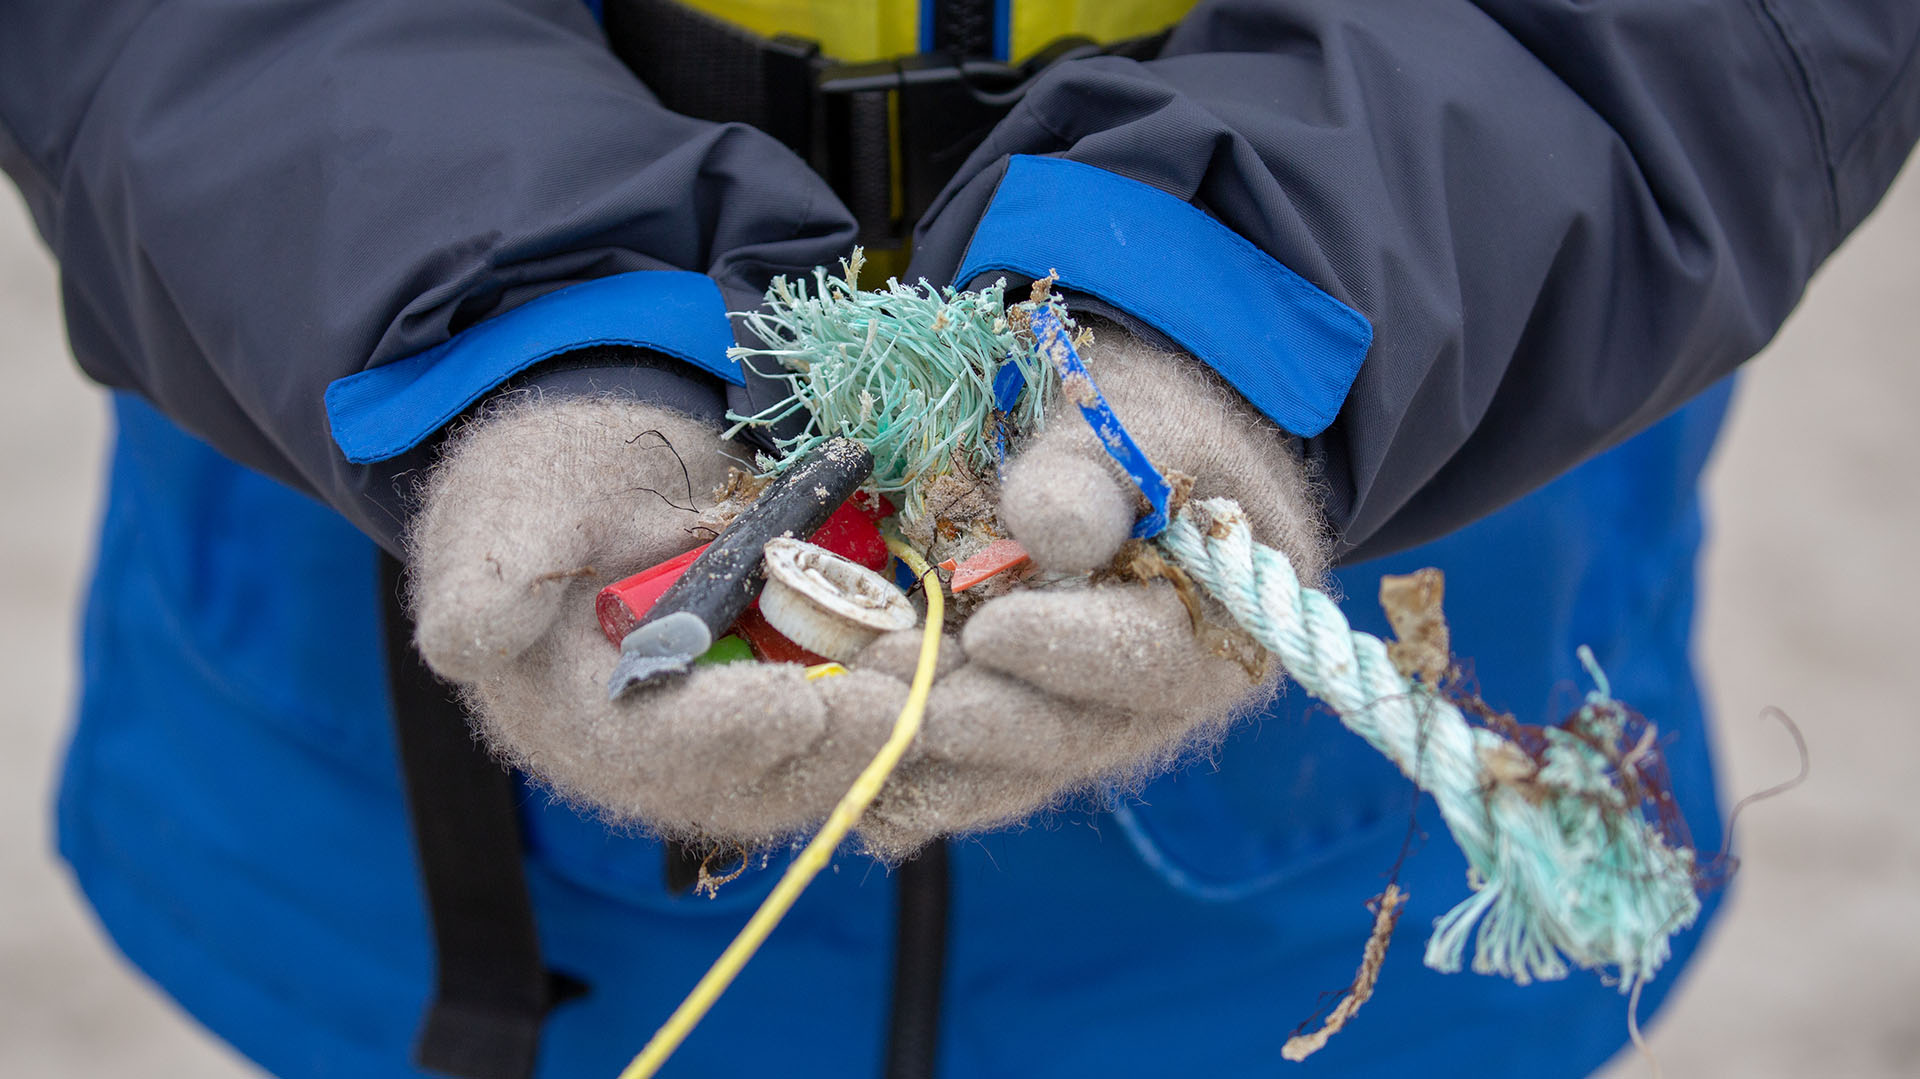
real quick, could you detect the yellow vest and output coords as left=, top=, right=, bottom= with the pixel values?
left=664, top=0, right=1196, bottom=274
left=673, top=0, right=1195, bottom=67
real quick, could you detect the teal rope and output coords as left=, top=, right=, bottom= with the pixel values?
left=1156, top=498, right=1700, bottom=991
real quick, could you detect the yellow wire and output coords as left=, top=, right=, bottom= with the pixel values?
left=617, top=539, right=943, bottom=1079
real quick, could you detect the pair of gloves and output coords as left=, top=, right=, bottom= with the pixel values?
left=407, top=332, right=1330, bottom=859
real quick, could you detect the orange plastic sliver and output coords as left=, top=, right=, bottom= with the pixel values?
left=949, top=538, right=1032, bottom=593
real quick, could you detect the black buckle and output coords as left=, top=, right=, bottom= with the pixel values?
left=764, top=37, right=1100, bottom=249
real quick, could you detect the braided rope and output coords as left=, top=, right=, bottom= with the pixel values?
left=1157, top=498, right=1701, bottom=991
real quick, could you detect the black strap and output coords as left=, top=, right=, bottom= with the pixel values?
left=603, top=0, right=780, bottom=136
left=883, top=841, right=951, bottom=1079
left=928, top=0, right=997, bottom=59
left=380, top=553, right=580, bottom=1079
left=603, top=0, right=1171, bottom=251
left=604, top=0, right=895, bottom=244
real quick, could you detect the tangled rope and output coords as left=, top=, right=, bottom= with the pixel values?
left=724, top=253, right=1058, bottom=520
left=1156, top=498, right=1701, bottom=992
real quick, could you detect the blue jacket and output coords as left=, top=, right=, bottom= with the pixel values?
left=6, top=0, right=1915, bottom=1075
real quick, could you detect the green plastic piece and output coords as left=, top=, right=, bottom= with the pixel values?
left=694, top=635, right=755, bottom=666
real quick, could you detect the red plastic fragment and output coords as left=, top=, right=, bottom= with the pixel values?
left=732, top=605, right=831, bottom=665
left=808, top=500, right=890, bottom=573
left=595, top=543, right=707, bottom=644
left=849, top=490, right=896, bottom=521
left=594, top=496, right=894, bottom=648
left=949, top=538, right=1032, bottom=593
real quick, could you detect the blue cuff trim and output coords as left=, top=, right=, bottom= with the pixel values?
left=325, top=271, right=740, bottom=464
left=954, top=155, right=1372, bottom=438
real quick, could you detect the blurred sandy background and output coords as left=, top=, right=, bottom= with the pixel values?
left=2, top=163, right=1916, bottom=1077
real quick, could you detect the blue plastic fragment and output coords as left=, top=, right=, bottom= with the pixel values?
left=991, top=357, right=1028, bottom=412
left=987, top=354, right=1027, bottom=477
left=1028, top=305, right=1173, bottom=539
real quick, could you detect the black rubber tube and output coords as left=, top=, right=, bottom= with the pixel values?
left=630, top=436, right=874, bottom=651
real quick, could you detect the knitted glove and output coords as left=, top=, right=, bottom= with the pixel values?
left=406, top=335, right=1326, bottom=859
left=408, top=394, right=904, bottom=846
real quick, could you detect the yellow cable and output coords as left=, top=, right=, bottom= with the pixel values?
left=618, top=540, right=943, bottom=1079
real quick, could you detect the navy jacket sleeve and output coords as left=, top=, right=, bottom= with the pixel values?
left=0, top=0, right=856, bottom=550
left=910, top=0, right=1920, bottom=563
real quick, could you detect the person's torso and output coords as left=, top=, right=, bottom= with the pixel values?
left=61, top=371, right=1734, bottom=1077
left=55, top=5, right=1735, bottom=1074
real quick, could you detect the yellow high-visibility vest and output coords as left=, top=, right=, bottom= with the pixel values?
left=672, top=0, right=1197, bottom=64
left=661, top=0, right=1198, bottom=275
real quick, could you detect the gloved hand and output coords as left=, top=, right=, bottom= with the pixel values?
left=406, top=333, right=1327, bottom=861
left=853, top=328, right=1331, bottom=854
left=407, top=393, right=891, bottom=847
